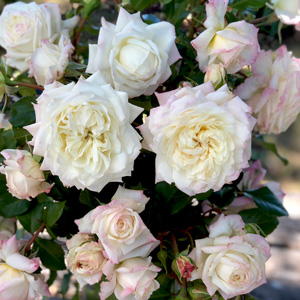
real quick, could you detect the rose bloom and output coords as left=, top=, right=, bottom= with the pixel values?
left=204, top=63, right=225, bottom=89
left=100, top=257, right=160, bottom=300
left=139, top=82, right=255, bottom=196
left=270, top=0, right=300, bottom=30
left=202, top=160, right=285, bottom=214
left=0, top=149, right=53, bottom=200
left=86, top=7, right=181, bottom=98
left=25, top=71, right=143, bottom=192
left=235, top=45, right=300, bottom=134
left=0, top=235, right=51, bottom=300
left=66, top=233, right=108, bottom=288
left=191, top=0, right=259, bottom=74
left=76, top=186, right=159, bottom=263
left=29, top=36, right=74, bottom=86
left=189, top=214, right=271, bottom=300
left=0, top=216, right=15, bottom=240
left=0, top=1, right=78, bottom=72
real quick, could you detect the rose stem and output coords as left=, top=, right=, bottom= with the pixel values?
left=16, top=82, right=44, bottom=91
left=171, top=233, right=179, bottom=255
left=249, top=15, right=269, bottom=24
left=25, top=223, right=46, bottom=253
left=73, top=17, right=87, bottom=48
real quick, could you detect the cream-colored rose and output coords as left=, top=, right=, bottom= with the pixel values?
left=189, top=214, right=271, bottom=300
left=100, top=257, right=160, bottom=300
left=0, top=235, right=51, bottom=300
left=235, top=45, right=300, bottom=134
left=139, top=83, right=256, bottom=196
left=0, top=1, right=78, bottom=72
left=76, top=186, right=159, bottom=263
left=204, top=63, right=225, bottom=89
left=25, top=72, right=143, bottom=192
left=270, top=0, right=300, bottom=29
left=29, top=36, right=74, bottom=86
left=66, top=233, right=108, bottom=288
left=191, top=0, right=259, bottom=74
left=86, top=7, right=181, bottom=98
left=0, top=149, right=53, bottom=200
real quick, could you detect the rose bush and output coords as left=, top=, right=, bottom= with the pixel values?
left=86, top=7, right=181, bottom=98
left=25, top=72, right=143, bottom=192
left=139, top=82, right=255, bottom=195
left=0, top=1, right=78, bottom=72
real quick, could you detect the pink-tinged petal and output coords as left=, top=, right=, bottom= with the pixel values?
left=204, top=0, right=229, bottom=30
left=6, top=254, right=39, bottom=273
left=99, top=272, right=116, bottom=300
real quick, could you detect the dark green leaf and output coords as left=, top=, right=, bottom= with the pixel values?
left=130, top=0, right=159, bottom=11
left=225, top=12, right=239, bottom=23
left=18, top=203, right=44, bottom=233
left=79, top=189, right=94, bottom=209
left=254, top=136, right=288, bottom=165
left=129, top=99, right=151, bottom=112
left=33, top=238, right=66, bottom=270
left=230, top=0, right=267, bottom=10
left=47, top=270, right=57, bottom=287
left=43, top=200, right=66, bottom=227
left=82, top=0, right=100, bottom=18
left=0, top=175, right=30, bottom=217
left=13, top=128, right=32, bottom=147
left=165, top=0, right=189, bottom=27
left=64, top=68, right=82, bottom=78
left=61, top=272, right=72, bottom=296
left=0, top=129, right=16, bottom=151
left=157, top=249, right=168, bottom=272
left=244, top=187, right=288, bottom=217
left=9, top=96, right=36, bottom=128
left=209, top=186, right=237, bottom=208
left=239, top=208, right=279, bottom=236
left=67, top=62, right=87, bottom=70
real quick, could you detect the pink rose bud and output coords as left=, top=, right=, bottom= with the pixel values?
left=172, top=255, right=196, bottom=283
left=0, top=149, right=53, bottom=200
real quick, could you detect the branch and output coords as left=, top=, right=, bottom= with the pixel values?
left=15, top=82, right=44, bottom=91
left=25, top=223, right=46, bottom=253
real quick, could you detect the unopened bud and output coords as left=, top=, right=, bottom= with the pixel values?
left=172, top=255, right=196, bottom=283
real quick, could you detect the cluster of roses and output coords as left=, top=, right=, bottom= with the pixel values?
left=0, top=0, right=297, bottom=299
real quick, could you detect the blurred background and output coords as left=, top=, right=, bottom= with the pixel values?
left=0, top=0, right=299, bottom=299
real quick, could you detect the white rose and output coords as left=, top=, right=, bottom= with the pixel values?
left=86, top=7, right=181, bottom=98
left=0, top=149, right=53, bottom=200
left=76, top=186, right=159, bottom=263
left=191, top=0, right=259, bottom=74
left=189, top=214, right=271, bottom=300
left=25, top=72, right=143, bottom=192
left=29, top=36, right=74, bottom=86
left=0, top=1, right=79, bottom=72
left=66, top=233, right=108, bottom=288
left=235, top=45, right=300, bottom=134
left=139, top=83, right=256, bottom=196
left=270, top=0, right=300, bottom=29
left=204, top=63, right=225, bottom=89
left=0, top=235, right=51, bottom=300
left=100, top=257, right=160, bottom=300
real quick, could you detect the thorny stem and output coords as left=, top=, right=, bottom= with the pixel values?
left=15, top=81, right=44, bottom=91
left=25, top=223, right=45, bottom=253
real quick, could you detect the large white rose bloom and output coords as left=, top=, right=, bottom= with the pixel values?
left=0, top=1, right=78, bottom=72
left=25, top=72, right=143, bottom=192
left=86, top=7, right=181, bottom=98
left=139, top=83, right=256, bottom=196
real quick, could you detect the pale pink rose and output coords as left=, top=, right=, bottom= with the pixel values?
left=76, top=186, right=159, bottom=263
left=25, top=72, right=143, bottom=192
left=66, top=233, right=108, bottom=288
left=139, top=83, right=256, bottom=196
left=0, top=217, right=15, bottom=240
left=0, top=235, right=51, bottom=300
left=270, top=0, right=300, bottom=29
left=235, top=45, right=300, bottom=134
left=191, top=0, right=259, bottom=74
left=86, top=7, right=181, bottom=98
left=0, top=149, right=53, bottom=200
left=0, top=1, right=79, bottom=72
left=100, top=257, right=160, bottom=300
left=189, top=214, right=271, bottom=300
left=29, top=36, right=74, bottom=86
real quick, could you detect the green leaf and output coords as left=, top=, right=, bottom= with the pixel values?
left=67, top=62, right=87, bottom=70
left=157, top=249, right=168, bottom=272
left=13, top=128, right=32, bottom=147
left=64, top=68, right=82, bottom=78
left=81, top=0, right=100, bottom=18
left=165, top=0, right=189, bottom=27
left=47, top=270, right=57, bottom=287
left=230, top=0, right=267, bottom=10
left=0, top=175, right=30, bottom=217
left=33, top=238, right=66, bottom=270
left=18, top=203, right=44, bottom=233
left=43, top=200, right=66, bottom=227
left=129, top=99, right=151, bottom=112
left=130, top=0, right=159, bottom=11
left=0, top=129, right=16, bottom=151
left=254, top=135, right=288, bottom=165
left=79, top=189, right=94, bottom=209
left=61, top=273, right=72, bottom=297
left=239, top=208, right=279, bottom=236
left=225, top=11, right=239, bottom=23
left=244, top=186, right=288, bottom=217
left=9, top=96, right=36, bottom=128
